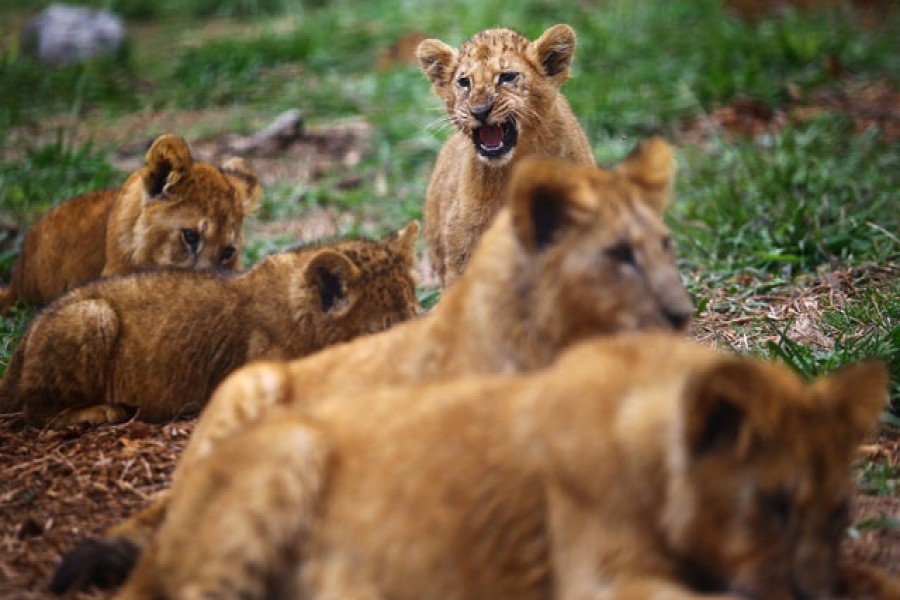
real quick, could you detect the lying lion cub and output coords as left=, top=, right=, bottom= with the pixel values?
left=0, top=223, right=419, bottom=428
left=51, top=138, right=694, bottom=592
left=0, top=133, right=261, bottom=313
left=116, top=333, right=897, bottom=600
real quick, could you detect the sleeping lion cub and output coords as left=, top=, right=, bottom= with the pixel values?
left=52, top=137, right=694, bottom=592
left=0, top=133, right=261, bottom=313
left=117, top=333, right=898, bottom=599
left=0, top=223, right=419, bottom=428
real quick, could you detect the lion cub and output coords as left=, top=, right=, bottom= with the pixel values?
left=0, top=223, right=419, bottom=428
left=116, top=333, right=898, bottom=600
left=0, top=133, right=261, bottom=313
left=417, top=24, right=594, bottom=286
left=50, top=138, right=695, bottom=594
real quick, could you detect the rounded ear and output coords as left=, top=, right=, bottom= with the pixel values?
left=508, top=156, right=597, bottom=253
left=528, top=24, right=576, bottom=85
left=613, top=137, right=675, bottom=215
left=416, top=38, right=458, bottom=86
left=303, top=250, right=361, bottom=317
left=682, top=358, right=773, bottom=461
left=221, top=157, right=263, bottom=216
left=143, top=134, right=193, bottom=200
left=386, top=220, right=420, bottom=264
left=816, top=360, right=888, bottom=445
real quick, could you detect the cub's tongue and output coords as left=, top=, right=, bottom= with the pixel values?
left=477, top=124, right=504, bottom=149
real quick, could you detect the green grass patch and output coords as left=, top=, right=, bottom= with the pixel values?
left=0, top=138, right=120, bottom=219
left=569, top=1, right=900, bottom=134
left=0, top=138, right=120, bottom=279
left=0, top=54, right=138, bottom=132
left=673, top=115, right=900, bottom=275
left=0, top=304, right=32, bottom=378
left=0, top=0, right=310, bottom=20
left=857, top=461, right=900, bottom=498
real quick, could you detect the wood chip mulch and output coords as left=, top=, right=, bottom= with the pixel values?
left=0, top=417, right=194, bottom=598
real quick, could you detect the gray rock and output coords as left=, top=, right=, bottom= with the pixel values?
left=20, top=4, right=126, bottom=66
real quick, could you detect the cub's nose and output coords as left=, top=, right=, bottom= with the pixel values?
left=470, top=100, right=494, bottom=123
left=662, top=306, right=692, bottom=330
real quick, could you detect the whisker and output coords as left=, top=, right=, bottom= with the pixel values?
left=424, top=115, right=454, bottom=133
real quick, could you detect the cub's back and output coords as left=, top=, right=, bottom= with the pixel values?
left=12, top=190, right=115, bottom=306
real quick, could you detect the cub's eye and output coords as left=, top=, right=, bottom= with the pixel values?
left=498, top=71, right=519, bottom=84
left=606, top=241, right=636, bottom=265
left=457, top=76, right=471, bottom=89
left=219, top=245, right=236, bottom=263
left=181, top=228, right=201, bottom=253
left=759, top=490, right=792, bottom=526
left=661, top=236, right=672, bottom=251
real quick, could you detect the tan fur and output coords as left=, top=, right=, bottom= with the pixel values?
left=117, top=333, right=898, bottom=599
left=417, top=24, right=594, bottom=286
left=50, top=138, right=696, bottom=594
left=0, top=223, right=419, bottom=427
left=0, top=134, right=262, bottom=313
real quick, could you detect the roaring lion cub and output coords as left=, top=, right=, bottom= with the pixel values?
left=0, top=133, right=261, bottom=313
left=116, top=333, right=898, bottom=599
left=417, top=24, right=594, bottom=286
left=51, top=138, right=694, bottom=592
left=0, top=223, right=419, bottom=428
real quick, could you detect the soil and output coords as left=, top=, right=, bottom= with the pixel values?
left=0, top=418, right=193, bottom=598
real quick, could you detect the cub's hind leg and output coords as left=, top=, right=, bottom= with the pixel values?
left=3, top=298, right=121, bottom=427
left=119, top=416, right=332, bottom=600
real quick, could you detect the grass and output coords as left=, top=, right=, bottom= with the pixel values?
left=764, top=281, right=900, bottom=417
left=0, top=138, right=121, bottom=276
left=673, top=115, right=900, bottom=275
left=0, top=0, right=898, bottom=418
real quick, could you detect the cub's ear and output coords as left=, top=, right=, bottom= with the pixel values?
left=682, top=358, right=774, bottom=461
left=143, top=134, right=193, bottom=200
left=528, top=24, right=576, bottom=85
left=386, top=220, right=420, bottom=264
left=508, top=157, right=597, bottom=253
left=221, top=157, right=263, bottom=216
left=416, top=38, right=458, bottom=86
left=816, top=360, right=888, bottom=446
left=303, top=250, right=361, bottom=318
left=613, top=137, right=675, bottom=215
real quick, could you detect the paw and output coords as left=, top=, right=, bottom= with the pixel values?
left=49, top=404, right=131, bottom=428
left=50, top=536, right=140, bottom=594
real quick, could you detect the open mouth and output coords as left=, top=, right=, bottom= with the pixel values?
left=471, top=118, right=517, bottom=159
